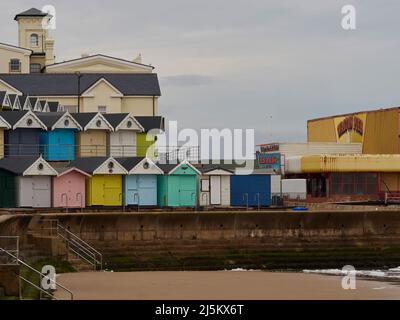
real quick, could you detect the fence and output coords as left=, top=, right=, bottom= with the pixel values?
left=0, top=144, right=201, bottom=162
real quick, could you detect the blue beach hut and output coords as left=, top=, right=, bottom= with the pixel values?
left=37, top=112, right=82, bottom=161
left=1, top=110, right=47, bottom=156
left=118, top=157, right=163, bottom=206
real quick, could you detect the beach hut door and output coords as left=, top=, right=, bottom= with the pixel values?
left=32, top=177, right=51, bottom=207
left=210, top=176, right=221, bottom=205
left=179, top=176, right=195, bottom=206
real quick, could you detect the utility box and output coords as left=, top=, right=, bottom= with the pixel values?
left=282, top=179, right=307, bottom=200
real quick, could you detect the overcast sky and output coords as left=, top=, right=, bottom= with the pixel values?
left=1, top=1, right=400, bottom=145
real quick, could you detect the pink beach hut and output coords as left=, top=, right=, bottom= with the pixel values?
left=52, top=167, right=91, bottom=208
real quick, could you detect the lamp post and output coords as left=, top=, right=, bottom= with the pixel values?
left=76, top=71, right=82, bottom=113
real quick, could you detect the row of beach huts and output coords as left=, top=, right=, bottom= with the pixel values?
left=0, top=110, right=163, bottom=159
left=0, top=155, right=274, bottom=209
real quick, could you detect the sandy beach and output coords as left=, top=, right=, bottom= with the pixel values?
left=55, top=271, right=400, bottom=300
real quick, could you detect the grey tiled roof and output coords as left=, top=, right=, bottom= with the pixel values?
left=0, top=110, right=28, bottom=126
left=35, top=112, right=65, bottom=129
left=71, top=112, right=99, bottom=127
left=103, top=113, right=129, bottom=129
left=47, top=101, right=60, bottom=112
left=8, top=94, right=17, bottom=105
left=14, top=8, right=49, bottom=20
left=115, top=157, right=145, bottom=171
left=0, top=91, right=6, bottom=104
left=68, top=157, right=109, bottom=174
left=0, top=73, right=161, bottom=96
left=135, top=116, right=164, bottom=132
left=0, top=156, right=40, bottom=174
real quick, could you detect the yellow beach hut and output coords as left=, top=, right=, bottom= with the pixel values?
left=69, top=157, right=127, bottom=206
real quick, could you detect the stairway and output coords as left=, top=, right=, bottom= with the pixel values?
left=28, top=219, right=103, bottom=272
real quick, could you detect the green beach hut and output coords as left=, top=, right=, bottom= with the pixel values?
left=157, top=161, right=201, bottom=207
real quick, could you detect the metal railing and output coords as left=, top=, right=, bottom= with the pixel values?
left=0, top=144, right=201, bottom=162
left=0, top=247, right=74, bottom=300
left=0, top=236, right=19, bottom=265
left=40, top=219, right=102, bottom=271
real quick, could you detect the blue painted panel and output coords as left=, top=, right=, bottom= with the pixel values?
left=40, top=129, right=75, bottom=161
left=230, top=175, right=271, bottom=207
left=5, top=129, right=40, bottom=156
left=125, top=175, right=157, bottom=206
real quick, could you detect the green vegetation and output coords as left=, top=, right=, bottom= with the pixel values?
left=20, top=257, right=76, bottom=300
left=104, top=247, right=400, bottom=272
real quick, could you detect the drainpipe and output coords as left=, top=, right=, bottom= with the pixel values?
left=152, top=96, right=155, bottom=116
left=76, top=71, right=82, bottom=113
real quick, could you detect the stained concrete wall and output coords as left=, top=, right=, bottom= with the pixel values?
left=1, top=210, right=400, bottom=243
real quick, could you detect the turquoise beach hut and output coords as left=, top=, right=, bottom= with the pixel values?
left=157, top=161, right=200, bottom=207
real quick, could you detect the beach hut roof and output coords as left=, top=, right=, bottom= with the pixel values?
left=103, top=113, right=144, bottom=131
left=69, top=157, right=127, bottom=175
left=55, top=167, right=91, bottom=178
left=0, top=110, right=46, bottom=130
left=200, top=165, right=234, bottom=175
left=0, top=156, right=57, bottom=176
left=0, top=114, right=11, bottom=129
left=72, top=112, right=113, bottom=131
left=36, top=111, right=82, bottom=130
left=135, top=116, right=164, bottom=132
left=157, top=160, right=201, bottom=175
left=117, top=157, right=163, bottom=175
left=47, top=101, right=60, bottom=112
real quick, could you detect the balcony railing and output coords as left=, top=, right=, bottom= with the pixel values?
left=0, top=144, right=201, bottom=163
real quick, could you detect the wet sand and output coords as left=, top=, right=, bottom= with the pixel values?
left=55, top=271, right=400, bottom=300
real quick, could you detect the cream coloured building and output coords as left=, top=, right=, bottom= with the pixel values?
left=0, top=8, right=161, bottom=116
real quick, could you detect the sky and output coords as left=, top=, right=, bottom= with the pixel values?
left=1, top=1, right=400, bottom=146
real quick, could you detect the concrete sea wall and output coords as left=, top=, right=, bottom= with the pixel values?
left=1, top=210, right=400, bottom=270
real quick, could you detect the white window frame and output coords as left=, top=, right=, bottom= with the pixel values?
left=30, top=34, right=39, bottom=47
left=98, top=105, right=107, bottom=114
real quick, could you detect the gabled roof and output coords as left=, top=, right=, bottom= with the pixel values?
left=0, top=110, right=47, bottom=130
left=117, top=157, right=163, bottom=175
left=72, top=112, right=113, bottom=131
left=47, top=101, right=60, bottom=112
left=0, top=156, right=57, bottom=176
left=35, top=112, right=82, bottom=130
left=200, top=165, right=234, bottom=175
left=19, top=95, right=31, bottom=110
left=0, top=74, right=161, bottom=96
left=55, top=167, right=91, bottom=178
left=0, top=42, right=32, bottom=54
left=0, top=91, right=10, bottom=107
left=0, top=114, right=11, bottom=129
left=8, top=94, right=17, bottom=105
left=135, top=116, right=165, bottom=132
left=103, top=113, right=144, bottom=131
left=157, top=160, right=201, bottom=175
left=69, top=157, right=127, bottom=175
left=14, top=8, right=49, bottom=20
left=45, top=54, right=154, bottom=71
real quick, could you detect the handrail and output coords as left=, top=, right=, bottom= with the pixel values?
left=57, top=224, right=103, bottom=270
left=0, top=247, right=74, bottom=300
left=57, top=224, right=102, bottom=258
left=20, top=276, right=56, bottom=300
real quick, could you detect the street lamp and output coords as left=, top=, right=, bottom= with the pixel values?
left=76, top=71, right=82, bottom=113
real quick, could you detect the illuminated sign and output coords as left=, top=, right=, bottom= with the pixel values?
left=337, top=116, right=363, bottom=138
left=256, top=152, right=281, bottom=172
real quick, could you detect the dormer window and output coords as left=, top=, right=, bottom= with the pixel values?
left=9, top=59, right=21, bottom=72
left=30, top=34, right=39, bottom=47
